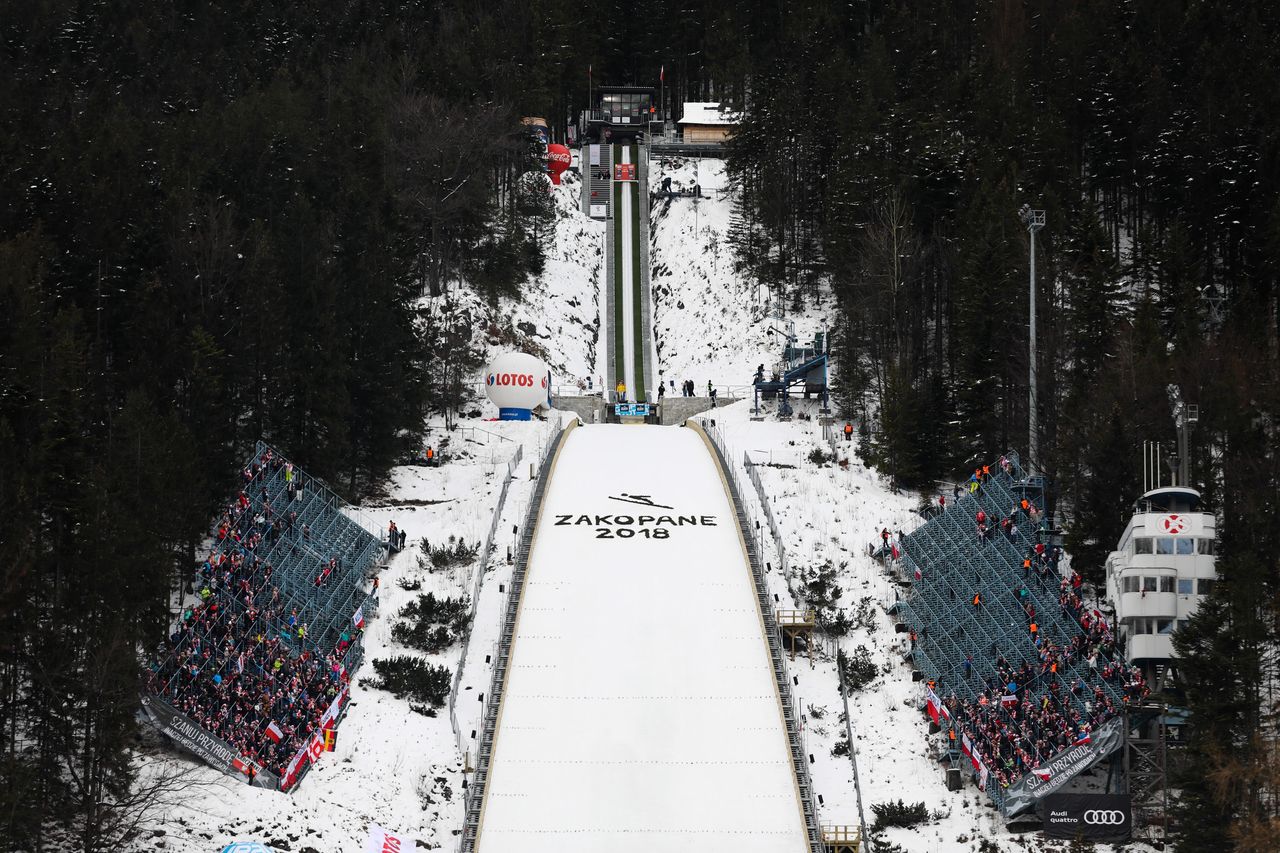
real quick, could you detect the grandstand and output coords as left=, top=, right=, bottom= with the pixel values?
left=888, top=453, right=1149, bottom=817
left=143, top=441, right=384, bottom=791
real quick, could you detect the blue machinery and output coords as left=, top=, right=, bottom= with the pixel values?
left=752, top=323, right=831, bottom=418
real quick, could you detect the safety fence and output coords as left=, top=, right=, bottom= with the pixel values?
left=742, top=451, right=805, bottom=611
left=448, top=444, right=524, bottom=759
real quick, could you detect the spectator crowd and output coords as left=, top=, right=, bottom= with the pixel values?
left=147, top=447, right=368, bottom=780
left=898, top=456, right=1150, bottom=793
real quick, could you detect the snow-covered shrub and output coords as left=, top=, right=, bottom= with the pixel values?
left=838, top=645, right=879, bottom=690
left=801, top=559, right=852, bottom=635
left=423, top=535, right=480, bottom=570
left=807, top=447, right=835, bottom=466
left=392, top=593, right=471, bottom=653
left=852, top=596, right=878, bottom=632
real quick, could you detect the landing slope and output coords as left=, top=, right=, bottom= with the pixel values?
left=475, top=424, right=809, bottom=852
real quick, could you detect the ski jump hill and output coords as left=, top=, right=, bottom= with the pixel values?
left=464, top=421, right=820, bottom=852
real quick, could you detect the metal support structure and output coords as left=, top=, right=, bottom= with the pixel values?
left=1018, top=206, right=1045, bottom=474
left=1124, top=704, right=1171, bottom=836
left=836, top=637, right=872, bottom=853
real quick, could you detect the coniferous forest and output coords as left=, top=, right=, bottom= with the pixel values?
left=1, top=1, right=1278, bottom=850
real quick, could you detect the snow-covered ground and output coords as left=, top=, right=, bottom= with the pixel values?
left=647, top=156, right=831, bottom=395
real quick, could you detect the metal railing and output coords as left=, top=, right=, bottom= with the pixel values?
left=636, top=144, right=656, bottom=400
left=448, top=444, right=524, bottom=758
left=743, top=451, right=806, bottom=610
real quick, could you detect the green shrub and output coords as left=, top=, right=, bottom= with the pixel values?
left=838, top=645, right=880, bottom=691
left=871, top=799, right=930, bottom=831
left=424, top=536, right=480, bottom=569
left=391, top=593, right=470, bottom=653
left=807, top=447, right=835, bottom=466
left=363, top=656, right=451, bottom=712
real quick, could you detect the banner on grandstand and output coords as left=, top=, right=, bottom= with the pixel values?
left=279, top=741, right=310, bottom=792
left=320, top=684, right=350, bottom=730
left=1002, top=716, right=1126, bottom=817
left=366, top=823, right=417, bottom=853
left=278, top=686, right=351, bottom=791
left=141, top=695, right=279, bottom=789
left=925, top=687, right=942, bottom=724
left=1042, top=793, right=1132, bottom=843
left=221, top=844, right=270, bottom=853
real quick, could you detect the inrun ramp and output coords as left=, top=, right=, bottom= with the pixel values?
left=473, top=424, right=811, bottom=852
left=605, top=142, right=654, bottom=402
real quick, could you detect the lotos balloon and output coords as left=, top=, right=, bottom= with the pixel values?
left=546, top=144, right=571, bottom=184
left=484, top=352, right=552, bottom=420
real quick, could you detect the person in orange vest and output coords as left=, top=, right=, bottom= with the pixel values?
left=981, top=463, right=991, bottom=481
left=844, top=421, right=854, bottom=441
left=972, top=592, right=982, bottom=608
left=425, top=446, right=434, bottom=465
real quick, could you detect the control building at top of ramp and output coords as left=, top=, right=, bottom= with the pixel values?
left=472, top=424, right=811, bottom=852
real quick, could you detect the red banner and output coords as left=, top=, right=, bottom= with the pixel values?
left=278, top=685, right=351, bottom=791
left=279, top=742, right=310, bottom=792
left=925, top=686, right=942, bottom=724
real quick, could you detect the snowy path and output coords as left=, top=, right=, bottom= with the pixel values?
left=474, top=424, right=809, bottom=852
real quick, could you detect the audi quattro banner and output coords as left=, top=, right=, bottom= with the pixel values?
left=1042, top=793, right=1132, bottom=843
left=140, top=695, right=279, bottom=789
left=1002, top=716, right=1126, bottom=816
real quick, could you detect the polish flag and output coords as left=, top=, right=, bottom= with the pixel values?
left=1032, top=767, right=1052, bottom=781
left=1075, top=731, right=1092, bottom=745
left=265, top=721, right=284, bottom=743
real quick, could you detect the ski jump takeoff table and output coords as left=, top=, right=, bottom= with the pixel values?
left=473, top=424, right=810, bottom=852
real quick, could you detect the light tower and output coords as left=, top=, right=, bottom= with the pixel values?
left=1019, top=204, right=1045, bottom=473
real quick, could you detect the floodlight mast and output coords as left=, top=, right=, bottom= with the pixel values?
left=1019, top=205, right=1045, bottom=474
